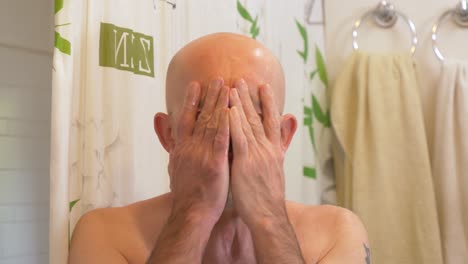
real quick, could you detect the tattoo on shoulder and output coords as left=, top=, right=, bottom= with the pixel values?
left=364, top=243, right=370, bottom=264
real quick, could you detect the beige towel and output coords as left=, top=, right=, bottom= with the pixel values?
left=331, top=51, right=443, bottom=264
left=431, top=60, right=468, bottom=264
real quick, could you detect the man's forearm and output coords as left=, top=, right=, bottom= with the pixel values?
left=146, top=211, right=215, bottom=264
left=250, top=210, right=306, bottom=264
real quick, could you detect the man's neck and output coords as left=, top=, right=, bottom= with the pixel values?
left=203, top=208, right=256, bottom=263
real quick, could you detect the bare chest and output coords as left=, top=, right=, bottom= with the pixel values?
left=120, top=241, right=257, bottom=264
left=120, top=224, right=257, bottom=264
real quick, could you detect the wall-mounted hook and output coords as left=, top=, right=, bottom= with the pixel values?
left=454, top=0, right=468, bottom=27
left=154, top=0, right=176, bottom=10
left=373, top=1, right=398, bottom=28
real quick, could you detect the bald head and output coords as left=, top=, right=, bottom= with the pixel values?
left=166, top=33, right=285, bottom=115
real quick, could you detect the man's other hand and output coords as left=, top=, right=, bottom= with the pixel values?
left=229, top=79, right=288, bottom=227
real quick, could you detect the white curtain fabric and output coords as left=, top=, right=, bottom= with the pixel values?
left=431, top=60, right=468, bottom=264
left=50, top=1, right=168, bottom=263
left=49, top=0, right=332, bottom=263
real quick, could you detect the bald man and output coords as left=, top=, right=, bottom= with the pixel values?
left=69, top=33, right=369, bottom=264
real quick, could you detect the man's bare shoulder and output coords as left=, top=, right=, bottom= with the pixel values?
left=287, top=201, right=366, bottom=230
left=68, top=205, right=130, bottom=263
left=286, top=201, right=369, bottom=263
left=69, top=193, right=173, bottom=263
left=72, top=193, right=172, bottom=234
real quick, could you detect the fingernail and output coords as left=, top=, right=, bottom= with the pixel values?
left=236, top=79, right=246, bottom=88
left=265, top=84, right=273, bottom=95
left=211, top=78, right=223, bottom=88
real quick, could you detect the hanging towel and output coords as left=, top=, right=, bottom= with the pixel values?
left=331, top=51, right=443, bottom=264
left=431, top=59, right=468, bottom=264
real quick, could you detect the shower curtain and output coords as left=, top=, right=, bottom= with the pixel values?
left=50, top=1, right=168, bottom=263
left=50, top=0, right=332, bottom=263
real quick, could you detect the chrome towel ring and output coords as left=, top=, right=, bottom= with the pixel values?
left=352, top=1, right=418, bottom=55
left=432, top=0, right=468, bottom=61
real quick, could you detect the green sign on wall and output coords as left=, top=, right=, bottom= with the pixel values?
left=99, top=22, right=155, bottom=77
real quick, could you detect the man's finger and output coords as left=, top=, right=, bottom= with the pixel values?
left=203, top=86, right=229, bottom=143
left=234, top=79, right=266, bottom=138
left=177, top=82, right=201, bottom=139
left=259, top=84, right=281, bottom=143
left=194, top=78, right=224, bottom=137
left=229, top=106, right=247, bottom=156
left=213, top=108, right=230, bottom=157
left=230, top=88, right=256, bottom=145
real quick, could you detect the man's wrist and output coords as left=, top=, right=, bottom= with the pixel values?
left=247, top=204, right=306, bottom=264
left=148, top=207, right=218, bottom=264
left=251, top=213, right=291, bottom=235
left=168, top=206, right=219, bottom=231
left=170, top=193, right=223, bottom=227
left=246, top=202, right=291, bottom=234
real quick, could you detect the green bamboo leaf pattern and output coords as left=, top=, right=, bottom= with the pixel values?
left=237, top=0, right=254, bottom=22
left=250, top=16, right=257, bottom=33
left=315, top=45, right=328, bottom=87
left=304, top=105, right=315, bottom=148
left=303, top=166, right=317, bottom=179
left=68, top=199, right=80, bottom=249
left=309, top=69, right=318, bottom=80
left=304, top=106, right=312, bottom=116
left=297, top=51, right=305, bottom=62
left=295, top=19, right=308, bottom=63
left=304, top=116, right=312, bottom=126
left=69, top=199, right=80, bottom=212
left=310, top=123, right=316, bottom=149
left=251, top=27, right=260, bottom=39
left=54, top=0, right=71, bottom=57
left=312, top=95, right=331, bottom=127
left=55, top=31, right=71, bottom=55
left=55, top=0, right=64, bottom=14
left=237, top=0, right=260, bottom=39
left=296, top=17, right=318, bottom=179
left=250, top=16, right=260, bottom=39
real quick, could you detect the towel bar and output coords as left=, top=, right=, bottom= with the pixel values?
left=352, top=1, right=418, bottom=55
left=432, top=0, right=468, bottom=61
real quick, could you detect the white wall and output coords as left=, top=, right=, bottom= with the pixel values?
left=324, top=0, right=468, bottom=137
left=0, top=0, right=53, bottom=263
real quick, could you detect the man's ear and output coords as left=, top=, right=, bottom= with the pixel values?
left=154, top=113, right=175, bottom=153
left=280, top=114, right=297, bottom=152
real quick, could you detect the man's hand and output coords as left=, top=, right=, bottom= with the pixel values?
left=169, top=78, right=230, bottom=222
left=229, top=79, right=305, bottom=263
left=229, top=79, right=287, bottom=226
left=147, top=79, right=230, bottom=263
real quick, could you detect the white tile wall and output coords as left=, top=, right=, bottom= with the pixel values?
left=0, top=0, right=53, bottom=263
